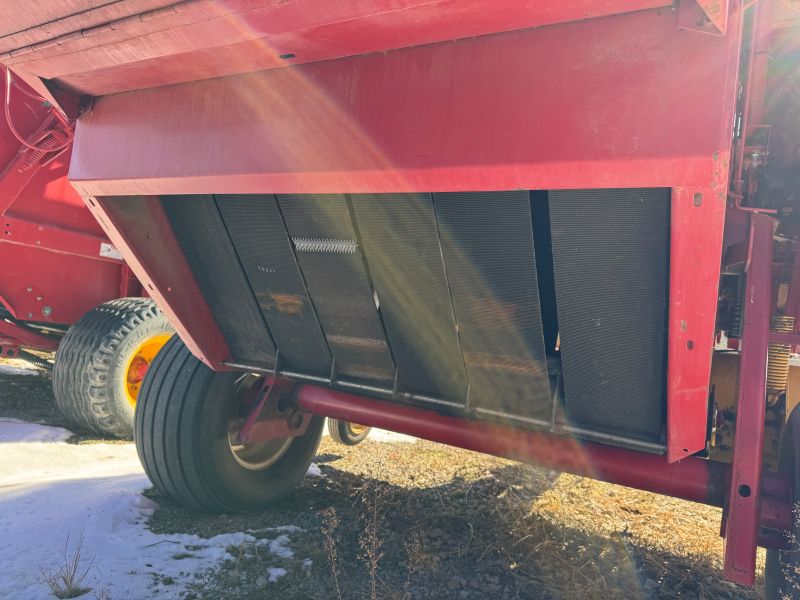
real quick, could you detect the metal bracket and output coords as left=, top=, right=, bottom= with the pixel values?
left=678, top=0, right=730, bottom=36
left=236, top=377, right=311, bottom=444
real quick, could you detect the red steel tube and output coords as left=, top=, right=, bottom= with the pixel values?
left=296, top=385, right=714, bottom=501
left=294, top=384, right=788, bottom=518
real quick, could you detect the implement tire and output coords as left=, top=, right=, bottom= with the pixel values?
left=766, top=404, right=800, bottom=599
left=134, top=336, right=324, bottom=512
left=52, top=298, right=172, bottom=438
left=327, top=418, right=372, bottom=446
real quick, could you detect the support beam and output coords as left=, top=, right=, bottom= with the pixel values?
left=85, top=195, right=231, bottom=369
left=668, top=185, right=729, bottom=461
left=724, top=212, right=776, bottom=584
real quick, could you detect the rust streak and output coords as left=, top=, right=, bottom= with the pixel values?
left=464, top=352, right=544, bottom=376
left=260, top=292, right=304, bottom=316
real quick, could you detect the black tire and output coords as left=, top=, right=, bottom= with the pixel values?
left=135, top=336, right=324, bottom=512
left=52, top=298, right=172, bottom=438
left=327, top=418, right=372, bottom=446
left=766, top=405, right=800, bottom=599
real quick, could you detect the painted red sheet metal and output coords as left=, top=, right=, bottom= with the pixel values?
left=1, top=0, right=670, bottom=96
left=68, top=6, right=741, bottom=195
left=67, top=5, right=743, bottom=460
left=667, top=186, right=730, bottom=461
left=0, top=71, right=130, bottom=327
left=0, top=1, right=176, bottom=54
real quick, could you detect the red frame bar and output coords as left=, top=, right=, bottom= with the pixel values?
left=85, top=195, right=231, bottom=369
left=293, top=382, right=790, bottom=538
left=668, top=186, right=729, bottom=461
left=0, top=319, right=59, bottom=351
left=296, top=383, right=715, bottom=501
left=723, top=212, right=776, bottom=585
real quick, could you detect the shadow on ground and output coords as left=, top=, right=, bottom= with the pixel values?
left=0, top=369, right=761, bottom=599
left=147, top=445, right=759, bottom=600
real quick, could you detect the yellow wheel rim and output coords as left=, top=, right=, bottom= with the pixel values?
left=348, top=423, right=369, bottom=435
left=124, top=333, right=172, bottom=408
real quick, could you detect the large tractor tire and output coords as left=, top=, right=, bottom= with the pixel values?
left=52, top=298, right=172, bottom=438
left=327, top=418, right=372, bottom=445
left=135, top=336, right=324, bottom=512
left=766, top=404, right=800, bottom=599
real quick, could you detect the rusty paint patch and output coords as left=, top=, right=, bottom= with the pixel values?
left=259, top=292, right=304, bottom=316
left=464, top=352, right=543, bottom=376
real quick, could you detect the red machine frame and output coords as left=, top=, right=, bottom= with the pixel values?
left=0, top=70, right=139, bottom=357
left=2, top=0, right=798, bottom=588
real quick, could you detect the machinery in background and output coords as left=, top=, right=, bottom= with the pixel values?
left=0, top=69, right=172, bottom=437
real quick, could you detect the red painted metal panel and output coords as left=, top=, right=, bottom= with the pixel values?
left=0, top=1, right=175, bottom=53
left=69, top=6, right=742, bottom=196
left=723, top=212, right=776, bottom=585
left=0, top=320, right=59, bottom=351
left=667, top=186, right=729, bottom=461
left=0, top=245, right=125, bottom=325
left=1, top=0, right=669, bottom=96
left=0, top=71, right=134, bottom=328
left=86, top=195, right=231, bottom=369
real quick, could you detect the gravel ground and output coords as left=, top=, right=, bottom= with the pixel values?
left=0, top=361, right=765, bottom=599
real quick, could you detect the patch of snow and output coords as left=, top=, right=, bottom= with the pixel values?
left=267, top=567, right=287, bottom=582
left=0, top=364, right=42, bottom=376
left=267, top=534, right=294, bottom=559
left=0, top=418, right=72, bottom=443
left=248, top=524, right=302, bottom=534
left=305, top=462, right=323, bottom=477
left=0, top=419, right=298, bottom=599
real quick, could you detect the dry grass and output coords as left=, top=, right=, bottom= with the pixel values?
left=161, top=437, right=766, bottom=599
left=321, top=507, right=344, bottom=600
left=357, top=480, right=386, bottom=600
left=39, top=532, right=95, bottom=599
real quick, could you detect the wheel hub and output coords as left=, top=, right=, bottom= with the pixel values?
left=227, top=433, right=293, bottom=471
left=124, top=333, right=172, bottom=408
left=227, top=375, right=296, bottom=471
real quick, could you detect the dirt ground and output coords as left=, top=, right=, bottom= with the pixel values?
left=0, top=363, right=765, bottom=600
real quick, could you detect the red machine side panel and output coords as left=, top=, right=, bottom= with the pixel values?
left=2, top=0, right=669, bottom=96
left=668, top=186, right=730, bottom=461
left=0, top=70, right=129, bottom=328
left=69, top=7, right=741, bottom=196
left=70, top=6, right=743, bottom=460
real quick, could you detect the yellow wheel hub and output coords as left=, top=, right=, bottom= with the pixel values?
left=348, top=423, right=368, bottom=435
left=124, top=333, right=171, bottom=408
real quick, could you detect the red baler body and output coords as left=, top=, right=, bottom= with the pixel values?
left=3, top=0, right=800, bottom=585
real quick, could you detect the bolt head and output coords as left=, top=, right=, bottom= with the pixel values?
left=289, top=412, right=304, bottom=430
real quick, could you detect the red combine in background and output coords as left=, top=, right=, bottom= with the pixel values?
left=2, top=0, right=800, bottom=594
left=0, top=69, right=172, bottom=437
